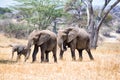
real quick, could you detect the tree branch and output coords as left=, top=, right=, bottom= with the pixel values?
left=83, top=0, right=94, bottom=27
left=98, top=0, right=111, bottom=18
left=97, top=0, right=120, bottom=31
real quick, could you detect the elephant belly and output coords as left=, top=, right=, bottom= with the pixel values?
left=76, top=40, right=87, bottom=49
left=46, top=39, right=56, bottom=51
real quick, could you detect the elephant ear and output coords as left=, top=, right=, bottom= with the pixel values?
left=33, top=34, right=39, bottom=40
left=67, top=29, right=78, bottom=43
left=38, top=33, right=50, bottom=45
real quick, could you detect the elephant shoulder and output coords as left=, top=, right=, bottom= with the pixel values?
left=78, top=29, right=90, bottom=38
left=42, top=30, right=57, bottom=39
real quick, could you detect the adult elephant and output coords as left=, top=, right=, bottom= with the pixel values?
left=25, top=30, right=57, bottom=63
left=57, top=27, right=94, bottom=61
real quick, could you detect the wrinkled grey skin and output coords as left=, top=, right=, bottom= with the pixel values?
left=25, top=30, right=57, bottom=63
left=10, top=44, right=31, bottom=62
left=57, top=27, right=94, bottom=61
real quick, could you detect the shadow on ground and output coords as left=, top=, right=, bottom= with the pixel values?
left=0, top=59, right=17, bottom=64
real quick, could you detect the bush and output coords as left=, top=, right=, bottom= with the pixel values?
left=0, top=19, right=35, bottom=39
left=6, top=23, right=35, bottom=39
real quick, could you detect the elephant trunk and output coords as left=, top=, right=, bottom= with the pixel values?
left=61, top=43, right=65, bottom=51
left=58, top=40, right=67, bottom=51
left=24, top=40, right=33, bottom=62
left=25, top=50, right=31, bottom=62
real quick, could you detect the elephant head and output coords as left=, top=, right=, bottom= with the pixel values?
left=57, top=30, right=67, bottom=51
left=25, top=30, right=51, bottom=62
left=57, top=27, right=79, bottom=51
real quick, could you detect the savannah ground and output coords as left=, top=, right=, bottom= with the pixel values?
left=0, top=33, right=120, bottom=80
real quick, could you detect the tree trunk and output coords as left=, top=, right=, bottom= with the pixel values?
left=83, top=0, right=120, bottom=49
left=83, top=0, right=95, bottom=48
left=92, top=0, right=120, bottom=49
left=53, top=21, right=57, bottom=34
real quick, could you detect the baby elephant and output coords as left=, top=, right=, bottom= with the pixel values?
left=9, top=44, right=31, bottom=62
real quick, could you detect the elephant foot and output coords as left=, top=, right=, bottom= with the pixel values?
left=90, top=57, right=94, bottom=61
left=44, top=59, right=49, bottom=63
left=41, top=61, right=43, bottom=63
left=32, top=60, right=36, bottom=63
left=24, top=58, right=28, bottom=62
left=78, top=58, right=83, bottom=61
left=54, top=59, right=57, bottom=63
left=59, top=57, right=63, bottom=60
left=72, top=57, right=76, bottom=61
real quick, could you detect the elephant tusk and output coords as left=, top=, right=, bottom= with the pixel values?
left=61, top=43, right=64, bottom=51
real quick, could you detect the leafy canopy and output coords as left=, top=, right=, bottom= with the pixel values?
left=12, top=0, right=65, bottom=29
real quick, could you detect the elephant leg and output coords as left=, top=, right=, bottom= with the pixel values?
left=24, top=49, right=31, bottom=62
left=11, top=51, right=14, bottom=60
left=60, top=49, right=64, bottom=60
left=40, top=47, right=45, bottom=63
left=16, top=53, right=21, bottom=62
left=70, top=48, right=76, bottom=61
left=32, top=45, right=39, bottom=62
left=86, top=49, right=94, bottom=60
left=45, top=51, right=49, bottom=62
left=77, top=49, right=83, bottom=61
left=24, top=53, right=27, bottom=62
left=70, top=40, right=76, bottom=61
left=52, top=47, right=57, bottom=63
left=41, top=53, right=44, bottom=63
left=24, top=53, right=28, bottom=62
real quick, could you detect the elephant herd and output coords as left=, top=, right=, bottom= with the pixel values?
left=12, top=27, right=94, bottom=63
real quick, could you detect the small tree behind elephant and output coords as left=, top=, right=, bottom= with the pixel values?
left=57, top=27, right=94, bottom=61
left=25, top=30, right=57, bottom=63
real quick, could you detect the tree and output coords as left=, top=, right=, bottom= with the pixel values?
left=12, top=0, right=64, bottom=31
left=0, top=7, right=11, bottom=14
left=65, top=0, right=120, bottom=49
left=65, top=0, right=87, bottom=27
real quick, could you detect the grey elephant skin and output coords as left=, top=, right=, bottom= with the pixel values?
left=9, top=44, right=31, bottom=62
left=25, top=30, right=57, bottom=63
left=57, top=27, right=94, bottom=61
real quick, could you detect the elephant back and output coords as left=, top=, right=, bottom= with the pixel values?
left=78, top=28, right=90, bottom=39
left=77, top=28, right=90, bottom=49
left=40, top=30, right=57, bottom=40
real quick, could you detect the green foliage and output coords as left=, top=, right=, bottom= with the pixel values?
left=104, top=14, right=113, bottom=23
left=0, top=7, right=11, bottom=14
left=0, top=7, right=12, bottom=19
left=0, top=14, right=5, bottom=19
left=64, top=0, right=86, bottom=27
left=6, top=23, right=35, bottom=32
left=12, top=0, right=65, bottom=30
left=94, top=9, right=113, bottom=24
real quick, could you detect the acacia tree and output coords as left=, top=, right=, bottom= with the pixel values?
left=12, top=0, right=64, bottom=30
left=65, top=0, right=120, bottom=49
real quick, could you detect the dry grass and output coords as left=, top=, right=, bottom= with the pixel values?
left=0, top=34, right=120, bottom=80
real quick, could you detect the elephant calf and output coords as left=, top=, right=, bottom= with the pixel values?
left=9, top=44, right=31, bottom=62
left=57, top=27, right=94, bottom=61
